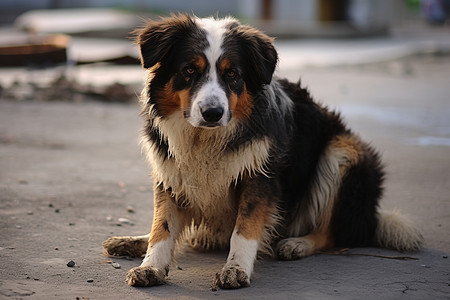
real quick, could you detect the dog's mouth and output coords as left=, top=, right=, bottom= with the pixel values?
left=199, top=121, right=222, bottom=129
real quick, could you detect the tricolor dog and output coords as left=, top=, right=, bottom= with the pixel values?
left=103, top=14, right=423, bottom=289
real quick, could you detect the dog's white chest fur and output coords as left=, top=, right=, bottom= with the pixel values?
left=146, top=112, right=271, bottom=213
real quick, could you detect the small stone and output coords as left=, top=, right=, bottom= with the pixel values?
left=54, top=247, right=59, bottom=250
left=27, top=211, right=33, bottom=215
left=16, top=225, right=22, bottom=229
left=443, top=255, right=448, bottom=259
left=67, top=260, right=75, bottom=267
left=177, top=266, right=183, bottom=270
left=49, top=203, right=54, bottom=208
left=111, top=262, right=121, bottom=269
left=126, top=206, right=135, bottom=213
left=118, top=218, right=133, bottom=225
left=54, top=209, right=60, bottom=213
left=106, top=216, right=113, bottom=222
left=69, top=223, right=75, bottom=226
left=86, top=278, right=94, bottom=283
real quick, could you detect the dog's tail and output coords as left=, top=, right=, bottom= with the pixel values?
left=374, top=210, right=424, bottom=252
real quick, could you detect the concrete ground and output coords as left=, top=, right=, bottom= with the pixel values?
left=1, top=26, right=450, bottom=299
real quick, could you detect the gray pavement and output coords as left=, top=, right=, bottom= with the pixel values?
left=1, top=22, right=450, bottom=299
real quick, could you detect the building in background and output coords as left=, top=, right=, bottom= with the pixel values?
left=0, top=0, right=411, bottom=36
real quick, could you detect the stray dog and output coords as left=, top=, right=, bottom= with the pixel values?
left=103, top=14, right=423, bottom=289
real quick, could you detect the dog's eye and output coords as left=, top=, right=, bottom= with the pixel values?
left=185, top=67, right=196, bottom=76
left=226, top=70, right=236, bottom=78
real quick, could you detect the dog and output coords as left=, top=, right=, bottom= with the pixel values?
left=103, top=14, right=423, bottom=289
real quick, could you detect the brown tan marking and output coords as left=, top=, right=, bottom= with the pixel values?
left=304, top=226, right=335, bottom=252
left=277, top=226, right=335, bottom=260
left=193, top=55, right=207, bottom=73
left=148, top=214, right=171, bottom=247
left=329, top=134, right=364, bottom=172
left=232, top=175, right=279, bottom=248
left=156, top=78, right=190, bottom=117
left=147, top=189, right=194, bottom=248
left=219, top=57, right=231, bottom=72
left=229, top=85, right=253, bottom=120
left=218, top=57, right=254, bottom=120
left=235, top=199, right=274, bottom=240
left=148, top=188, right=179, bottom=246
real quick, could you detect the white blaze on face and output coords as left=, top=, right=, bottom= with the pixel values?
left=187, top=17, right=235, bottom=128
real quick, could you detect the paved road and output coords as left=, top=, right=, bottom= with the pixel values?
left=1, top=32, right=450, bottom=299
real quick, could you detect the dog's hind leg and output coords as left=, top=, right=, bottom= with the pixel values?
left=276, top=228, right=334, bottom=260
left=103, top=234, right=149, bottom=257
left=277, top=134, right=368, bottom=260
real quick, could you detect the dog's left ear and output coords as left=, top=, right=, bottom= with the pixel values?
left=234, top=26, right=278, bottom=87
left=135, top=14, right=196, bottom=69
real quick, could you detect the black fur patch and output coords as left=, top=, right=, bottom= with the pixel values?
left=222, top=24, right=278, bottom=93
left=162, top=220, right=170, bottom=233
left=331, top=146, right=384, bottom=247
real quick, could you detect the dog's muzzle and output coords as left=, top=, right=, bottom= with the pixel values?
left=188, top=89, right=230, bottom=128
left=195, top=95, right=229, bottom=128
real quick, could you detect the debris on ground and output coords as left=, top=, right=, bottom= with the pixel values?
left=111, top=262, right=121, bottom=269
left=0, top=73, right=139, bottom=103
left=67, top=260, right=75, bottom=268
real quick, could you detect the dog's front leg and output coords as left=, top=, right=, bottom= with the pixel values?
left=214, top=177, right=279, bottom=289
left=126, top=186, right=186, bottom=287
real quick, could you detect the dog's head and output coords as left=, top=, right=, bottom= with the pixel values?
left=136, top=14, right=278, bottom=128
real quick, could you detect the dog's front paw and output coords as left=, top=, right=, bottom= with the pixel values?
left=213, top=266, right=250, bottom=289
left=126, top=266, right=166, bottom=287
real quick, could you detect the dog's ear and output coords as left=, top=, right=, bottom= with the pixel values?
left=135, top=14, right=196, bottom=69
left=235, top=26, right=278, bottom=86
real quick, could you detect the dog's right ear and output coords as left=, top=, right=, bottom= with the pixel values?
left=135, top=14, right=195, bottom=69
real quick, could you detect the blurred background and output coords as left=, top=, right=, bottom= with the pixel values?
left=2, top=0, right=449, bottom=35
left=0, top=0, right=449, bottom=101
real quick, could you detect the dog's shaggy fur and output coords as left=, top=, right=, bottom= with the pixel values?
left=103, top=14, right=423, bottom=289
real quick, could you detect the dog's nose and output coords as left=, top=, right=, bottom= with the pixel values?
left=201, top=106, right=224, bottom=123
